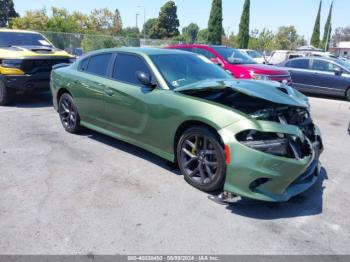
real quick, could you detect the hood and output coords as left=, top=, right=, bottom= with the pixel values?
left=0, top=45, right=73, bottom=58
left=233, top=63, right=289, bottom=75
left=175, top=79, right=309, bottom=108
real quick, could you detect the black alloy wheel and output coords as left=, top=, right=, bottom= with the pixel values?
left=58, top=93, right=82, bottom=133
left=346, top=88, right=350, bottom=102
left=177, top=126, right=226, bottom=192
left=0, top=80, right=15, bottom=106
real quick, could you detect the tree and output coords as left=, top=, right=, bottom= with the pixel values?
left=182, top=23, right=199, bottom=43
left=112, top=9, right=123, bottom=35
left=237, top=0, right=250, bottom=48
left=274, top=26, right=305, bottom=50
left=322, top=2, right=333, bottom=50
left=248, top=28, right=276, bottom=51
left=122, top=27, right=140, bottom=37
left=222, top=32, right=237, bottom=47
left=331, top=27, right=350, bottom=47
left=208, top=0, right=223, bottom=45
left=142, top=18, right=158, bottom=38
left=0, top=0, right=18, bottom=27
left=89, top=8, right=120, bottom=34
left=11, top=9, right=49, bottom=31
left=197, top=28, right=209, bottom=44
left=153, top=1, right=180, bottom=39
left=311, top=0, right=322, bottom=48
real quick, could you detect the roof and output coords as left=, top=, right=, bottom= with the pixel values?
left=88, top=47, right=190, bottom=56
left=286, top=56, right=339, bottom=63
left=338, top=42, right=350, bottom=49
left=0, top=28, right=41, bottom=34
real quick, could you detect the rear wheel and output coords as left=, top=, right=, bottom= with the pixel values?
left=0, top=80, right=15, bottom=106
left=58, top=93, right=82, bottom=133
left=177, top=126, right=226, bottom=192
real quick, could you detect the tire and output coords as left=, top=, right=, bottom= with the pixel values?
left=176, top=126, right=226, bottom=192
left=58, top=93, right=82, bottom=134
left=0, top=80, right=15, bottom=106
left=346, top=88, right=350, bottom=102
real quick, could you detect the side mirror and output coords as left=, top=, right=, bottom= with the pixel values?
left=211, top=58, right=223, bottom=67
left=136, top=71, right=156, bottom=88
left=334, top=67, right=343, bottom=76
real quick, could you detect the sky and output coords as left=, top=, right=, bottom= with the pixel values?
left=12, top=0, right=349, bottom=42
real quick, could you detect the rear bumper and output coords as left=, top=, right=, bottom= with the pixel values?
left=0, top=72, right=51, bottom=91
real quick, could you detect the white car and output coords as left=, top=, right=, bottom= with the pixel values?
left=239, top=49, right=266, bottom=64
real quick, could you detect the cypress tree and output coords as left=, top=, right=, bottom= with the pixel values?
left=322, top=2, right=333, bottom=50
left=311, top=1, right=322, bottom=48
left=237, top=0, right=250, bottom=49
left=208, top=0, right=223, bottom=45
left=0, top=0, right=19, bottom=27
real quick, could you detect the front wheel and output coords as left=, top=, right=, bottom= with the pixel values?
left=177, top=126, right=226, bottom=192
left=346, top=88, right=350, bottom=102
left=58, top=93, right=82, bottom=134
left=0, top=80, right=15, bottom=106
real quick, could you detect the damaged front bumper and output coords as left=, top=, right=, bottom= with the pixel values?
left=218, top=119, right=323, bottom=202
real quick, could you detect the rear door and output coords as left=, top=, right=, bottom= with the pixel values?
left=73, top=53, right=113, bottom=126
left=284, top=58, right=314, bottom=93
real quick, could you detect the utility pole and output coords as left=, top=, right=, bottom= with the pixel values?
left=137, top=5, right=146, bottom=39
left=136, top=13, right=140, bottom=29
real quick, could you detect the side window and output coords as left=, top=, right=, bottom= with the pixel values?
left=79, top=58, right=89, bottom=71
left=113, top=53, right=151, bottom=85
left=85, top=53, right=112, bottom=77
left=286, top=59, right=309, bottom=69
left=192, top=48, right=215, bottom=59
left=312, top=60, right=334, bottom=72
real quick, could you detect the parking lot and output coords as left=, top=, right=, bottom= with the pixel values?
left=0, top=93, right=349, bottom=255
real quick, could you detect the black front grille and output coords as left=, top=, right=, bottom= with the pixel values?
left=21, top=59, right=70, bottom=74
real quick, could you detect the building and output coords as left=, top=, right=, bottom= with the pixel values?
left=330, top=41, right=350, bottom=57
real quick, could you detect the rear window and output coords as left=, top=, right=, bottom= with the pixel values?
left=84, top=53, right=112, bottom=77
left=0, top=32, right=52, bottom=47
left=286, top=59, right=310, bottom=69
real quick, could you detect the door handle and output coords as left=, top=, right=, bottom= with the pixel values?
left=105, top=88, right=114, bottom=96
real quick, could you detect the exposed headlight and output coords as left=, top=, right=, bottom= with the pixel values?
left=236, top=130, right=311, bottom=159
left=2, top=59, right=23, bottom=68
left=250, top=72, right=270, bottom=80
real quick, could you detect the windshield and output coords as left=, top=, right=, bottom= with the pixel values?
left=247, top=50, right=263, bottom=58
left=212, top=47, right=256, bottom=64
left=0, top=32, right=53, bottom=47
left=150, top=53, right=232, bottom=89
left=335, top=58, right=350, bottom=71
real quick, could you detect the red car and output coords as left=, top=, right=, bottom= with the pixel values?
left=167, top=44, right=292, bottom=84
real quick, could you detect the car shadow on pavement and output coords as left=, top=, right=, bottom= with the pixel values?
left=225, top=167, right=328, bottom=219
left=79, top=129, right=328, bottom=219
left=79, top=129, right=182, bottom=175
left=13, top=92, right=52, bottom=108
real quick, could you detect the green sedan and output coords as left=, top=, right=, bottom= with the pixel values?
left=50, top=48, right=323, bottom=202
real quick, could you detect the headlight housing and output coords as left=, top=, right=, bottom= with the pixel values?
left=2, top=59, right=23, bottom=68
left=249, top=71, right=270, bottom=80
left=236, top=130, right=311, bottom=159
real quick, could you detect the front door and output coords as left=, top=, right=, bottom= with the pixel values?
left=104, top=52, right=159, bottom=142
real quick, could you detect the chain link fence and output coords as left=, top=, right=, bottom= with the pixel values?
left=39, top=31, right=181, bottom=56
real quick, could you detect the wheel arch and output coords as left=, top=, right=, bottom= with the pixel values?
left=173, top=120, right=224, bottom=161
left=57, top=87, right=72, bottom=105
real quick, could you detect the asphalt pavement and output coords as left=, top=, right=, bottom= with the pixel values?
left=0, top=92, right=349, bottom=255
